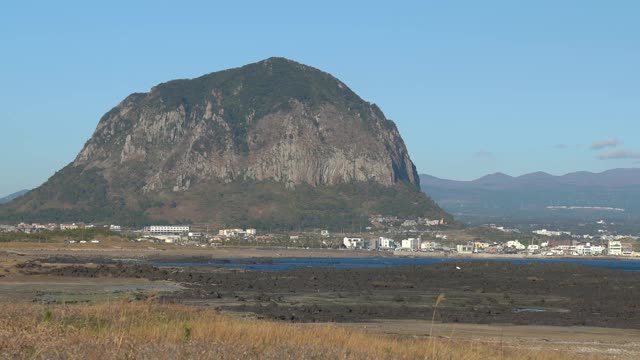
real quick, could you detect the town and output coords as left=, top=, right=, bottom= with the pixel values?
left=2, top=217, right=638, bottom=258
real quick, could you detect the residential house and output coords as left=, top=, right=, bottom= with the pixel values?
left=343, top=237, right=364, bottom=249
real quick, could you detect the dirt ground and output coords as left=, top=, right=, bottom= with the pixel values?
left=342, top=321, right=640, bottom=359
left=0, top=242, right=388, bottom=259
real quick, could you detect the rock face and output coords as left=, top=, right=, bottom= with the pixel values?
left=75, top=57, right=418, bottom=191
left=1, top=58, right=451, bottom=227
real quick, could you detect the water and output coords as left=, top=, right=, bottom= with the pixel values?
left=154, top=256, right=640, bottom=272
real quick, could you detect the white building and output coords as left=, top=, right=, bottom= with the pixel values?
left=0, top=225, right=16, bottom=232
left=401, top=238, right=420, bottom=250
left=421, top=241, right=439, bottom=251
left=144, top=225, right=190, bottom=234
left=589, top=244, right=604, bottom=255
left=60, top=223, right=79, bottom=231
left=423, top=219, right=444, bottom=226
left=608, top=240, right=623, bottom=256
left=344, top=237, right=364, bottom=249
left=456, top=244, right=473, bottom=253
left=506, top=240, right=526, bottom=250
left=379, top=237, right=396, bottom=249
left=219, top=229, right=246, bottom=237
left=532, top=229, right=571, bottom=237
left=245, top=229, right=257, bottom=236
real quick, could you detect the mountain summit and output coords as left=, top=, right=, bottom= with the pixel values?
left=2, top=58, right=450, bottom=228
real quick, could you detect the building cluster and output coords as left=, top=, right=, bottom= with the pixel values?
left=136, top=225, right=259, bottom=244
left=218, top=228, right=257, bottom=237
left=0, top=222, right=110, bottom=234
left=344, top=237, right=444, bottom=252
left=532, top=229, right=572, bottom=237
left=369, top=215, right=446, bottom=229
left=401, top=218, right=446, bottom=227
left=342, top=235, right=637, bottom=258
left=489, top=224, right=521, bottom=233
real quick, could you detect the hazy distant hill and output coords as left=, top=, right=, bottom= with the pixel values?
left=420, top=169, right=640, bottom=223
left=0, top=58, right=451, bottom=228
left=0, top=190, right=29, bottom=205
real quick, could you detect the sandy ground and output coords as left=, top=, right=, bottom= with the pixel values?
left=341, top=320, right=640, bottom=360
left=0, top=273, right=183, bottom=303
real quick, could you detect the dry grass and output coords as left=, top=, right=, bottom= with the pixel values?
left=0, top=301, right=595, bottom=360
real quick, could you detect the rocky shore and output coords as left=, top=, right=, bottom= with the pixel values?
left=14, top=256, right=640, bottom=329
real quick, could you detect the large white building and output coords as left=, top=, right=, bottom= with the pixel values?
left=608, top=240, right=623, bottom=256
left=60, top=223, right=79, bottom=231
left=401, top=238, right=420, bottom=250
left=219, top=229, right=246, bottom=237
left=532, top=229, right=571, bottom=237
left=456, top=244, right=473, bottom=253
left=143, top=225, right=190, bottom=235
left=421, top=241, right=440, bottom=251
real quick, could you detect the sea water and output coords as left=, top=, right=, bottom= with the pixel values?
left=154, top=256, right=640, bottom=272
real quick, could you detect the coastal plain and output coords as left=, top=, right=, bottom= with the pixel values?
left=1, top=244, right=640, bottom=359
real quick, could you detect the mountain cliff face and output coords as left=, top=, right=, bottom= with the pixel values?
left=74, top=57, right=418, bottom=191
left=1, top=58, right=450, bottom=228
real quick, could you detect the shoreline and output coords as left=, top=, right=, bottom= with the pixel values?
left=3, top=244, right=639, bottom=262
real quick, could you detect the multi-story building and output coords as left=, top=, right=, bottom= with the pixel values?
left=379, top=237, right=396, bottom=249
left=218, top=229, right=246, bottom=237
left=607, top=240, right=623, bottom=256
left=401, top=238, right=420, bottom=250
left=60, top=223, right=79, bottom=231
left=421, top=241, right=441, bottom=251
left=143, top=225, right=190, bottom=235
left=456, top=244, right=473, bottom=253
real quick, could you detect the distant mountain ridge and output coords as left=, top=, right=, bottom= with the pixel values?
left=0, top=190, right=29, bottom=205
left=420, top=168, right=640, bottom=223
left=423, top=168, right=640, bottom=189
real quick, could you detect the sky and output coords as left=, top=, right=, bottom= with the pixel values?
left=1, top=0, right=639, bottom=196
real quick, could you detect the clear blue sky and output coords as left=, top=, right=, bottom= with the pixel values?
left=1, top=1, right=639, bottom=196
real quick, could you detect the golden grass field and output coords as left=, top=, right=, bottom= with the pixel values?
left=0, top=300, right=598, bottom=360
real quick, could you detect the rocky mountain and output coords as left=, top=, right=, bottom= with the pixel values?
left=0, top=190, right=29, bottom=205
left=1, top=57, right=451, bottom=228
left=420, top=168, right=640, bottom=223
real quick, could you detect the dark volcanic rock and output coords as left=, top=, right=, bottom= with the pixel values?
left=30, top=260, right=640, bottom=329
